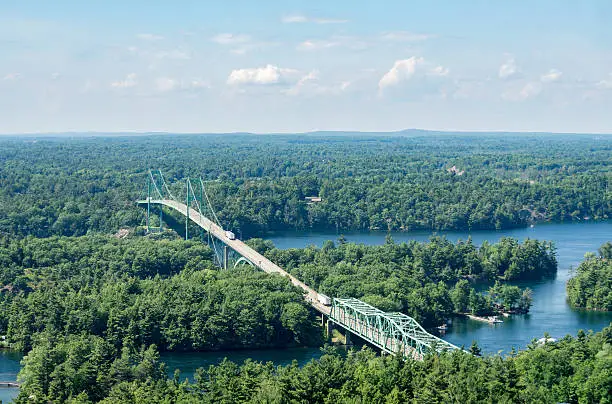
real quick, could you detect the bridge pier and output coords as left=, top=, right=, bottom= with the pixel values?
left=325, top=319, right=333, bottom=341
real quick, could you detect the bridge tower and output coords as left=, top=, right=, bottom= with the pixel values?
left=146, top=169, right=168, bottom=233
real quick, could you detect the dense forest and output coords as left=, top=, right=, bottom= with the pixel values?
left=0, top=235, right=322, bottom=353
left=0, top=233, right=561, bottom=402
left=254, top=236, right=554, bottom=325
left=15, top=326, right=612, bottom=403
left=0, top=133, right=609, bottom=403
left=0, top=235, right=554, bottom=352
left=0, top=133, right=610, bottom=238
left=566, top=242, right=612, bottom=311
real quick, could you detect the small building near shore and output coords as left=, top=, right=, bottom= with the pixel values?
left=305, top=196, right=322, bottom=204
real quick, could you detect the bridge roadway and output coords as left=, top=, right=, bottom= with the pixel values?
left=138, top=198, right=331, bottom=315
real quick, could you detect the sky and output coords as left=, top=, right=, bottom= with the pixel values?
left=1, top=0, right=612, bottom=134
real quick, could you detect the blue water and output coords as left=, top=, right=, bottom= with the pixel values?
left=268, top=221, right=612, bottom=353
left=161, top=346, right=329, bottom=382
left=0, top=351, right=22, bottom=403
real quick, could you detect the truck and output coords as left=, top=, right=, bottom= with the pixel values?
left=317, top=293, right=332, bottom=306
left=225, top=230, right=236, bottom=240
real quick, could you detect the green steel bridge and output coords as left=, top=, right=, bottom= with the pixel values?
left=138, top=170, right=462, bottom=360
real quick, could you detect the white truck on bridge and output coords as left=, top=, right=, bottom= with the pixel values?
left=317, top=293, right=332, bottom=306
left=225, top=230, right=236, bottom=240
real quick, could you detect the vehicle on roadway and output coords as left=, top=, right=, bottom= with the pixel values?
left=225, top=230, right=236, bottom=240
left=317, top=293, right=332, bottom=306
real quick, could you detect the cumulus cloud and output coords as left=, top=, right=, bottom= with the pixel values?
left=283, top=71, right=351, bottom=97
left=378, top=57, right=451, bottom=97
left=499, top=58, right=519, bottom=79
left=137, top=33, right=164, bottom=41
left=380, top=31, right=434, bottom=42
left=597, top=74, right=612, bottom=89
left=540, top=69, right=562, bottom=83
left=211, top=33, right=251, bottom=45
left=379, top=57, right=425, bottom=89
left=378, top=57, right=452, bottom=98
left=111, top=73, right=137, bottom=88
left=282, top=14, right=347, bottom=24
left=227, top=64, right=299, bottom=86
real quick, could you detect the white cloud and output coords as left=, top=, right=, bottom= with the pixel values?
left=227, top=64, right=299, bottom=86
left=284, top=71, right=351, bottom=97
left=519, top=82, right=542, bottom=99
left=111, top=73, right=137, bottom=88
left=314, top=18, right=348, bottom=24
left=284, top=71, right=319, bottom=95
left=429, top=65, right=450, bottom=77
left=378, top=57, right=425, bottom=90
left=540, top=69, right=562, bottom=83
left=282, top=14, right=347, bottom=24
left=297, top=36, right=367, bottom=51
left=282, top=15, right=308, bottom=23
left=137, top=33, right=164, bottom=41
left=3, top=73, right=21, bottom=81
left=597, top=73, right=612, bottom=89
left=297, top=39, right=339, bottom=51
left=211, top=33, right=251, bottom=45
left=154, top=77, right=210, bottom=92
left=503, top=81, right=542, bottom=101
left=155, top=77, right=178, bottom=92
left=499, top=58, right=519, bottom=79
left=380, top=31, right=434, bottom=42
left=378, top=57, right=451, bottom=98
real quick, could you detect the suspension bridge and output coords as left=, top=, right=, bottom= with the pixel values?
left=137, top=170, right=461, bottom=360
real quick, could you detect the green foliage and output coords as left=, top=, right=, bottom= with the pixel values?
left=0, top=134, right=609, bottom=239
left=488, top=281, right=533, bottom=313
left=265, top=237, right=552, bottom=325
left=17, top=325, right=611, bottom=403
left=0, top=235, right=322, bottom=353
left=566, top=244, right=612, bottom=311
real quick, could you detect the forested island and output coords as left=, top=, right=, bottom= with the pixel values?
left=0, top=133, right=609, bottom=238
left=254, top=236, right=555, bottom=325
left=566, top=242, right=612, bottom=311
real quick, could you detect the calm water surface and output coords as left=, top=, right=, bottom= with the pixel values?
left=268, top=221, right=612, bottom=353
left=0, top=351, right=22, bottom=403
left=1, top=222, right=610, bottom=400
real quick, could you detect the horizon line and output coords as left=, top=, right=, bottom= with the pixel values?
left=1, top=128, right=612, bottom=137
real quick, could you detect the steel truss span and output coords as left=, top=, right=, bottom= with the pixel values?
left=330, top=298, right=461, bottom=359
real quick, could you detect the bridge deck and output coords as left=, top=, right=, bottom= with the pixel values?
left=138, top=199, right=330, bottom=315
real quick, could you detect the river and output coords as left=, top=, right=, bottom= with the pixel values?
left=1, top=221, right=610, bottom=399
left=269, top=220, right=612, bottom=353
